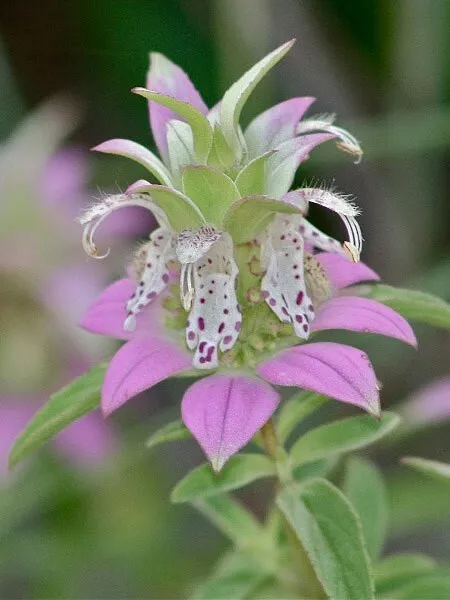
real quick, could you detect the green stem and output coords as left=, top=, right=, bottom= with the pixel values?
left=260, top=418, right=325, bottom=598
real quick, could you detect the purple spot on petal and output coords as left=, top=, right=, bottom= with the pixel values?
left=269, top=298, right=276, bottom=306
left=218, top=322, right=225, bottom=334
left=296, top=315, right=303, bottom=323
left=199, top=341, right=206, bottom=353
left=162, top=273, right=169, bottom=283
left=303, top=324, right=309, bottom=332
left=296, top=292, right=304, bottom=306
left=198, top=317, right=205, bottom=331
left=188, top=331, right=196, bottom=341
left=235, top=322, right=241, bottom=332
left=223, top=335, right=232, bottom=345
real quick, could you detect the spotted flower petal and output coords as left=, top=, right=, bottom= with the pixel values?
left=261, top=215, right=314, bottom=339
left=124, top=228, right=175, bottom=332
left=181, top=374, right=280, bottom=471
left=102, top=338, right=191, bottom=416
left=312, top=296, right=417, bottom=347
left=258, top=342, right=380, bottom=416
left=146, top=53, right=208, bottom=159
left=184, top=234, right=242, bottom=368
left=245, top=97, right=315, bottom=158
left=315, top=252, right=379, bottom=289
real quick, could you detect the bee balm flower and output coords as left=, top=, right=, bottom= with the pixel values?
left=81, top=42, right=415, bottom=471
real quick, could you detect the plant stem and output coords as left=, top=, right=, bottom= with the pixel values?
left=260, top=417, right=325, bottom=598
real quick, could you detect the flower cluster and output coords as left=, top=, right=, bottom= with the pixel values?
left=81, top=40, right=416, bottom=471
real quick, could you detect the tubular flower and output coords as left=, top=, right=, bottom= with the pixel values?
left=81, top=41, right=416, bottom=471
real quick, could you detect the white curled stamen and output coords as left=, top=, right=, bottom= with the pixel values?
left=297, top=113, right=362, bottom=164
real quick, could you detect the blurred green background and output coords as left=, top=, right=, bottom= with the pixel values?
left=1, top=0, right=450, bottom=597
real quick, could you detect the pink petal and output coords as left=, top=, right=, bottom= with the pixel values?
left=245, top=97, right=315, bottom=157
left=54, top=409, right=117, bottom=468
left=181, top=375, right=280, bottom=471
left=312, top=297, right=417, bottom=347
left=258, top=342, right=380, bottom=416
left=315, top=252, right=379, bottom=289
left=403, top=377, right=450, bottom=426
left=80, top=278, right=164, bottom=340
left=102, top=338, right=191, bottom=415
left=147, top=53, right=208, bottom=158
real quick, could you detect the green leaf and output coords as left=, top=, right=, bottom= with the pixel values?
left=220, top=40, right=295, bottom=155
left=290, top=412, right=400, bottom=467
left=193, top=494, right=264, bottom=546
left=374, top=553, right=436, bottom=596
left=9, top=364, right=105, bottom=468
left=381, top=573, right=450, bottom=599
left=276, top=391, right=328, bottom=444
left=359, top=284, right=450, bottom=329
left=293, top=457, right=338, bottom=482
left=235, top=152, right=274, bottom=196
left=133, top=87, right=213, bottom=161
left=193, top=551, right=268, bottom=600
left=181, top=165, right=240, bottom=226
left=223, top=195, right=300, bottom=244
left=402, top=456, right=450, bottom=481
left=171, top=454, right=275, bottom=503
left=129, top=183, right=204, bottom=231
left=343, top=457, right=388, bottom=561
left=277, top=478, right=374, bottom=600
left=145, top=419, right=191, bottom=451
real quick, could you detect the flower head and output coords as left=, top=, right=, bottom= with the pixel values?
left=81, top=41, right=415, bottom=471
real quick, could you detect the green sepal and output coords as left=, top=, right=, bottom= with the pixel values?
left=207, top=124, right=236, bottom=172
left=235, top=151, right=275, bottom=197
left=220, top=40, right=295, bottom=157
left=181, top=165, right=240, bottom=227
left=359, top=284, right=450, bottom=329
left=171, top=454, right=276, bottom=503
left=276, top=391, right=328, bottom=444
left=128, top=182, right=205, bottom=231
left=145, top=419, right=191, bottom=451
left=166, top=119, right=195, bottom=183
left=343, top=457, right=388, bottom=561
left=277, top=478, right=374, bottom=600
left=223, top=195, right=301, bottom=244
left=401, top=456, right=450, bottom=481
left=9, top=364, right=105, bottom=468
left=290, top=412, right=400, bottom=467
left=132, top=87, right=213, bottom=162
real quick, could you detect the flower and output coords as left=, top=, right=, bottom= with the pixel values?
left=81, top=41, right=415, bottom=471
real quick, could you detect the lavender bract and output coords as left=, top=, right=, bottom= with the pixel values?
left=81, top=41, right=416, bottom=470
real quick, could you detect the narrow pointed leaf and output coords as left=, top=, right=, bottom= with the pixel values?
left=193, top=494, right=264, bottom=545
left=383, top=574, right=450, bottom=599
left=402, top=456, right=450, bottom=481
left=133, top=88, right=213, bottom=161
left=359, top=284, right=450, bottom=329
left=9, top=364, right=105, bottom=468
left=343, top=457, right=388, bottom=560
left=193, top=551, right=268, bottom=600
left=92, top=139, right=173, bottom=186
left=182, top=165, right=240, bottom=226
left=146, top=419, right=191, bottom=450
left=374, top=554, right=436, bottom=596
left=220, top=40, right=295, bottom=154
left=277, top=479, right=374, bottom=600
left=276, top=391, right=328, bottom=444
left=223, top=195, right=300, bottom=244
left=290, top=412, right=400, bottom=467
left=127, top=182, right=204, bottom=230
left=171, top=454, right=275, bottom=503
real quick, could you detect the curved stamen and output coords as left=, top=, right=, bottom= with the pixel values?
left=297, top=113, right=362, bottom=164
left=80, top=192, right=169, bottom=259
